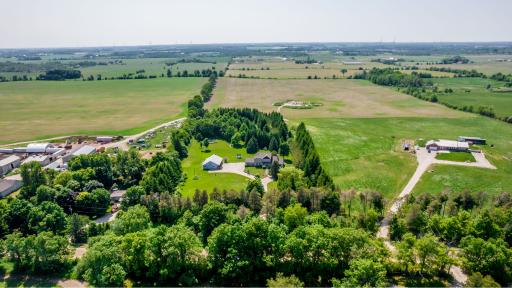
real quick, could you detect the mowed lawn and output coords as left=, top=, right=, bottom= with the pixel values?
left=180, top=140, right=253, bottom=197
left=433, top=77, right=512, bottom=119
left=301, top=117, right=512, bottom=199
left=0, top=78, right=206, bottom=144
left=210, top=78, right=465, bottom=120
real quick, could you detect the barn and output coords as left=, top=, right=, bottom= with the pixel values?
left=458, top=136, right=486, bottom=145
left=63, top=145, right=97, bottom=162
left=202, top=154, right=223, bottom=170
left=0, top=155, right=21, bottom=176
left=426, top=139, right=469, bottom=152
left=26, top=143, right=53, bottom=153
left=22, top=155, right=52, bottom=166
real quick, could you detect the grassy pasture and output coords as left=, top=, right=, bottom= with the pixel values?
left=210, top=78, right=466, bottom=119
left=0, top=78, right=206, bottom=144
left=400, top=69, right=454, bottom=78
left=301, top=117, right=512, bottom=199
left=78, top=58, right=227, bottom=78
left=180, top=140, right=253, bottom=197
left=432, top=77, right=512, bottom=118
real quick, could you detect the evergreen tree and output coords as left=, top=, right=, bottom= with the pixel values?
left=248, top=190, right=262, bottom=213
left=246, top=137, right=258, bottom=154
left=172, top=137, right=188, bottom=159
left=270, top=161, right=280, bottom=180
left=269, top=136, right=279, bottom=152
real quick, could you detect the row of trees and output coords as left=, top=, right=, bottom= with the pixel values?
left=292, top=123, right=333, bottom=188
left=354, top=68, right=428, bottom=88
left=166, top=68, right=224, bottom=78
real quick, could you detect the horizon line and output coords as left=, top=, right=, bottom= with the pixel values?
left=2, top=40, right=512, bottom=51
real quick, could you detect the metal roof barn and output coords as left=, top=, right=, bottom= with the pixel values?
left=26, top=143, right=53, bottom=153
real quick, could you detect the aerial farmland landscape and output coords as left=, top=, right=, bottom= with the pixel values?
left=0, top=1, right=512, bottom=287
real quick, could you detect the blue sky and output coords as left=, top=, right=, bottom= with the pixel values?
left=1, top=0, right=511, bottom=48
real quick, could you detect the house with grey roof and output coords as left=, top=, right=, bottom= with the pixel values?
left=245, top=152, right=284, bottom=168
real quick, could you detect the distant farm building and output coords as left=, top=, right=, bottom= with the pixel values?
left=26, top=143, right=54, bottom=153
left=0, top=155, right=21, bottom=176
left=63, top=145, right=97, bottom=162
left=245, top=152, right=284, bottom=168
left=426, top=140, right=469, bottom=152
left=202, top=154, right=224, bottom=170
left=458, top=136, right=486, bottom=145
left=22, top=155, right=51, bottom=166
left=0, top=179, right=22, bottom=198
left=97, top=136, right=113, bottom=143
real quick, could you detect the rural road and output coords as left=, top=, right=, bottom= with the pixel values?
left=377, top=147, right=498, bottom=286
left=101, top=117, right=186, bottom=151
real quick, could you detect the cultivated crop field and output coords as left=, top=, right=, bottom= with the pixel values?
left=210, top=78, right=466, bottom=119
left=227, top=58, right=384, bottom=79
left=0, top=78, right=205, bottom=144
left=433, top=77, right=512, bottom=118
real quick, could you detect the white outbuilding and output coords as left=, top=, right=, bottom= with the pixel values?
left=63, top=145, right=97, bottom=162
left=202, top=154, right=223, bottom=170
left=26, top=143, right=53, bottom=153
left=0, top=155, right=21, bottom=176
left=22, top=155, right=51, bottom=166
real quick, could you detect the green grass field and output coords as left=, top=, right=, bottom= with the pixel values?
left=180, top=140, right=253, bottom=197
left=433, top=77, right=512, bottom=118
left=79, top=58, right=227, bottom=78
left=435, top=151, right=476, bottom=162
left=0, top=78, right=206, bottom=144
left=301, top=117, right=512, bottom=199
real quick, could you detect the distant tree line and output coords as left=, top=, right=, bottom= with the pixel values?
left=294, top=56, right=319, bottom=64
left=427, top=67, right=485, bottom=78
left=166, top=68, right=225, bottom=78
left=353, top=68, right=428, bottom=87
left=439, top=55, right=471, bottom=64
left=36, top=69, right=82, bottom=80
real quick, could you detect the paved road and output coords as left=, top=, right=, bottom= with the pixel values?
left=377, top=147, right=496, bottom=286
left=94, top=211, right=119, bottom=224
